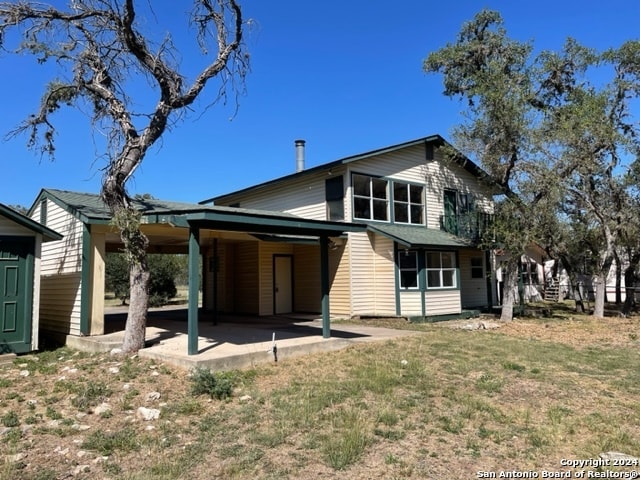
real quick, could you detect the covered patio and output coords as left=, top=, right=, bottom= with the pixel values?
left=66, top=306, right=421, bottom=371
left=34, top=189, right=366, bottom=356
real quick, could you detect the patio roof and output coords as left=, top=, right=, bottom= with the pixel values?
left=367, top=223, right=473, bottom=248
left=35, top=188, right=364, bottom=238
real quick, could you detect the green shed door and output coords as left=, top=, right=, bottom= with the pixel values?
left=0, top=238, right=34, bottom=354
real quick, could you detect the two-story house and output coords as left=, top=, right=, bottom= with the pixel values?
left=202, top=134, right=496, bottom=321
left=25, top=134, right=495, bottom=354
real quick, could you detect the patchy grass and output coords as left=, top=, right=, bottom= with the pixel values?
left=1, top=309, right=640, bottom=479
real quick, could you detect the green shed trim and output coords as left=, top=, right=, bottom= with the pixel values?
left=80, top=223, right=92, bottom=335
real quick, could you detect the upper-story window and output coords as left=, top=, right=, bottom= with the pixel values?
left=353, top=174, right=388, bottom=221
left=325, top=176, right=344, bottom=221
left=393, top=182, right=424, bottom=225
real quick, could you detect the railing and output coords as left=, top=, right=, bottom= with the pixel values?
left=439, top=212, right=493, bottom=243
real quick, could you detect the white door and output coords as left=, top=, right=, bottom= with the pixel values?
left=274, top=256, right=293, bottom=314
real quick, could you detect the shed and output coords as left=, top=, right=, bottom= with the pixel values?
left=0, top=203, right=62, bottom=353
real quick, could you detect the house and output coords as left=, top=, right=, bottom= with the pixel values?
left=203, top=134, right=497, bottom=320
left=0, top=203, right=62, bottom=353
left=27, top=134, right=497, bottom=355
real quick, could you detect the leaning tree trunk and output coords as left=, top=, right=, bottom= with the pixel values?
left=500, top=258, right=520, bottom=322
left=102, top=172, right=150, bottom=353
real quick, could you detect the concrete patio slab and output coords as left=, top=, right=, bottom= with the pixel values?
left=65, top=307, right=423, bottom=371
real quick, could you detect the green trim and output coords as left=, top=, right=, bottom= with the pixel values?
left=212, top=239, right=218, bottom=325
left=418, top=248, right=426, bottom=317
left=23, top=238, right=35, bottom=350
left=393, top=243, right=401, bottom=316
left=320, top=236, right=330, bottom=338
left=188, top=226, right=200, bottom=355
left=79, top=223, right=91, bottom=335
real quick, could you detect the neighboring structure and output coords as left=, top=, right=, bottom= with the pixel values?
left=204, top=134, right=497, bottom=320
left=0, top=203, right=62, bottom=353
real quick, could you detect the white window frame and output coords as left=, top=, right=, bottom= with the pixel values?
left=352, top=173, right=389, bottom=221
left=393, top=181, right=425, bottom=225
left=426, top=251, right=457, bottom=289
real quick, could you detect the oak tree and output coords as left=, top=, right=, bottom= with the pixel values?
left=0, top=0, right=248, bottom=351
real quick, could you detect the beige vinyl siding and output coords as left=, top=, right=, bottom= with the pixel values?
left=424, top=149, right=493, bottom=229
left=258, top=242, right=293, bottom=316
left=204, top=243, right=233, bottom=313
left=372, top=234, right=396, bottom=315
left=349, top=231, right=375, bottom=315
left=399, top=291, right=422, bottom=315
left=328, top=240, right=351, bottom=316
left=219, top=242, right=235, bottom=312
left=217, top=171, right=334, bottom=220
left=425, top=290, right=461, bottom=316
left=233, top=241, right=259, bottom=315
left=343, top=145, right=493, bottom=226
left=32, top=236, right=42, bottom=350
left=459, top=249, right=489, bottom=308
left=293, top=244, right=320, bottom=313
left=34, top=199, right=84, bottom=336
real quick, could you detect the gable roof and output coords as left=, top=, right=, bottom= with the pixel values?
left=0, top=202, right=62, bottom=242
left=31, top=189, right=364, bottom=237
left=204, top=134, right=492, bottom=205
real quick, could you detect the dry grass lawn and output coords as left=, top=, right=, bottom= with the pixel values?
left=1, top=303, right=640, bottom=479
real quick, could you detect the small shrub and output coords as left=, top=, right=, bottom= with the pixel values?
left=189, top=367, right=234, bottom=400
left=71, top=381, right=112, bottom=411
left=1, top=411, right=20, bottom=428
left=45, top=406, right=62, bottom=420
left=82, top=428, right=140, bottom=456
left=502, top=361, right=526, bottom=372
left=0, top=378, right=12, bottom=388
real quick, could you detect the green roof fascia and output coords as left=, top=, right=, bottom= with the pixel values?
left=183, top=210, right=364, bottom=236
left=367, top=223, right=473, bottom=248
left=251, top=234, right=321, bottom=244
left=205, top=134, right=449, bottom=205
left=0, top=202, right=63, bottom=242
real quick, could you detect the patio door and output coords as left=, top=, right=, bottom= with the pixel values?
left=0, top=238, right=34, bottom=353
left=274, top=255, right=293, bottom=314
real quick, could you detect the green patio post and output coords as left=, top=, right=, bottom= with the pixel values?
left=188, top=226, right=200, bottom=355
left=320, top=235, right=330, bottom=338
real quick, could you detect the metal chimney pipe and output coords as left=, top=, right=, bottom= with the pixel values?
left=295, top=139, right=306, bottom=172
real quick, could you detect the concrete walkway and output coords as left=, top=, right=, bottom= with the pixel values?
left=66, top=307, right=422, bottom=371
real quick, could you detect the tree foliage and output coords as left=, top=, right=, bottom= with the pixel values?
left=106, top=253, right=184, bottom=307
left=425, top=9, right=640, bottom=319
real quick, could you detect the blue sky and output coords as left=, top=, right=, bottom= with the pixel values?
left=1, top=0, right=638, bottom=208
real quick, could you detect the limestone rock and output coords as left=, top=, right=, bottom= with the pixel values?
left=136, top=407, right=160, bottom=421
